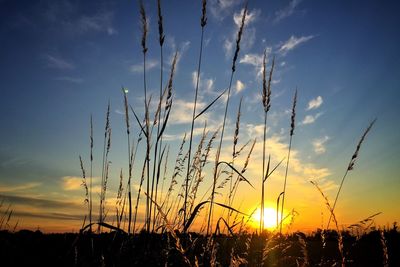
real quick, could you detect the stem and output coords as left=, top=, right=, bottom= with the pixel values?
left=326, top=169, right=349, bottom=229
left=184, top=26, right=205, bottom=229
left=89, top=115, right=93, bottom=233
left=152, top=45, right=164, bottom=232
left=280, top=135, right=292, bottom=234
left=207, top=71, right=234, bottom=235
left=261, top=114, right=267, bottom=233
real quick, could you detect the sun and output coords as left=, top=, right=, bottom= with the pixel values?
left=250, top=206, right=284, bottom=230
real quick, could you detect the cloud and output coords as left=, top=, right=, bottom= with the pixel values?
left=54, top=76, right=84, bottom=83
left=130, top=59, right=158, bottom=73
left=62, top=176, right=101, bottom=193
left=274, top=0, right=302, bottom=23
left=239, top=48, right=272, bottom=76
left=45, top=55, right=74, bottom=70
left=0, top=182, right=41, bottom=193
left=43, top=1, right=117, bottom=36
left=233, top=8, right=260, bottom=27
left=191, top=72, right=215, bottom=94
left=239, top=53, right=263, bottom=67
left=235, top=80, right=245, bottom=94
left=279, top=35, right=314, bottom=55
left=307, top=96, right=323, bottom=110
left=223, top=8, right=260, bottom=58
left=62, top=176, right=84, bottom=191
left=312, top=136, right=330, bottom=154
left=14, top=211, right=83, bottom=221
left=209, top=0, right=241, bottom=21
left=77, top=12, right=117, bottom=35
left=245, top=123, right=269, bottom=139
left=169, top=99, right=207, bottom=125
left=301, top=113, right=322, bottom=125
left=165, top=39, right=191, bottom=71
left=0, top=194, right=81, bottom=209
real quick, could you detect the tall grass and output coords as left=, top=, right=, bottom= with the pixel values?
left=260, top=50, right=275, bottom=233
left=75, top=1, right=378, bottom=245
left=207, top=1, right=248, bottom=236
left=184, top=0, right=207, bottom=231
left=279, top=89, right=297, bottom=234
left=327, top=119, right=376, bottom=228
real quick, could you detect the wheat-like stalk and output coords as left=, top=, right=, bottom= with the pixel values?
left=184, top=0, right=208, bottom=230
left=261, top=51, right=275, bottom=233
left=89, top=115, right=93, bottom=232
left=207, top=1, right=248, bottom=236
left=327, top=119, right=376, bottom=228
left=280, top=89, right=297, bottom=234
left=311, top=180, right=345, bottom=267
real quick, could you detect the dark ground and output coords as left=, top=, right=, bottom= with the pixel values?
left=0, top=227, right=399, bottom=266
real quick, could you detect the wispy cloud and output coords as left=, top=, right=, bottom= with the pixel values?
left=0, top=182, right=41, bottom=193
left=169, top=99, right=207, bottom=125
left=54, top=76, right=84, bottom=83
left=209, top=0, right=242, bottom=21
left=77, top=12, right=117, bottom=35
left=223, top=8, right=260, bottom=58
left=279, top=35, right=314, bottom=55
left=191, top=71, right=215, bottom=94
left=62, top=176, right=101, bottom=193
left=301, top=112, right=322, bottom=125
left=307, top=96, right=323, bottom=110
left=312, top=136, right=330, bottom=154
left=44, top=2, right=117, bottom=36
left=130, top=59, right=158, bottom=73
left=235, top=80, right=245, bottom=94
left=166, top=39, right=191, bottom=71
left=233, top=7, right=260, bottom=27
left=0, top=194, right=81, bottom=209
left=62, top=176, right=84, bottom=191
left=45, top=55, right=74, bottom=70
left=239, top=48, right=272, bottom=76
left=274, top=0, right=303, bottom=23
left=14, top=211, right=83, bottom=221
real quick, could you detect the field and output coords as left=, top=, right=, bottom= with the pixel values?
left=1, top=0, right=399, bottom=266
left=0, top=227, right=399, bottom=266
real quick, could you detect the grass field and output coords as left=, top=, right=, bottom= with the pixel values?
left=1, top=0, right=399, bottom=266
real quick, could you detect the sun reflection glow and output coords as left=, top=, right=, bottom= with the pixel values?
left=250, top=206, right=287, bottom=230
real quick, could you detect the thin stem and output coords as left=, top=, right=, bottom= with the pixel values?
left=280, top=135, right=292, bottom=234
left=207, top=71, right=234, bottom=235
left=326, top=169, right=349, bottom=229
left=184, top=26, right=205, bottom=229
left=89, top=115, right=93, bottom=233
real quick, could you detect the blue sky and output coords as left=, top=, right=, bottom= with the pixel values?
left=0, top=0, right=399, bottom=232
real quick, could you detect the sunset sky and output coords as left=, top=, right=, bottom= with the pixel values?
left=0, top=0, right=399, bottom=233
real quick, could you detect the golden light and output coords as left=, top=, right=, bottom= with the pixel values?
left=250, top=206, right=287, bottom=231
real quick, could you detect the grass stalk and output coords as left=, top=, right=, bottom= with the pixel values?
left=122, top=88, right=132, bottom=234
left=150, top=0, right=166, bottom=232
left=207, top=1, right=247, bottom=236
left=260, top=52, right=274, bottom=233
left=327, top=119, right=376, bottom=228
left=184, top=0, right=207, bottom=231
left=89, top=115, right=93, bottom=233
left=280, top=89, right=297, bottom=235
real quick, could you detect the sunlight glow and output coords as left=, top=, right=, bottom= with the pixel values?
left=250, top=206, right=287, bottom=230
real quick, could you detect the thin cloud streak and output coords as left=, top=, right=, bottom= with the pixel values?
left=45, top=55, right=74, bottom=70
left=274, top=0, right=303, bottom=23
left=279, top=35, right=314, bottom=55
left=301, top=112, right=322, bottom=125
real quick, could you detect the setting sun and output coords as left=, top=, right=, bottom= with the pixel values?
left=251, top=206, right=286, bottom=230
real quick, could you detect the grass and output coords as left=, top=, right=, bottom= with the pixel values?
left=2, top=1, right=396, bottom=266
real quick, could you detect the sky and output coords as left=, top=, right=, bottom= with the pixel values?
left=0, top=0, right=399, bottom=233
